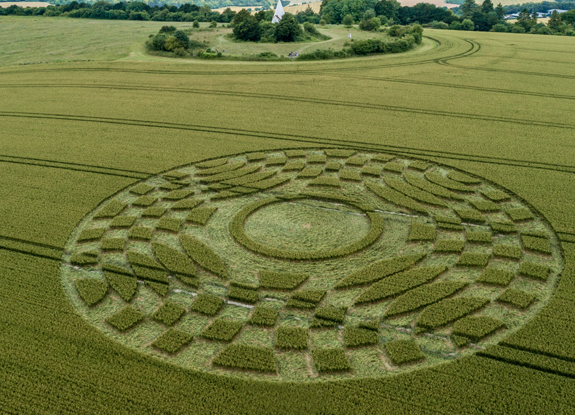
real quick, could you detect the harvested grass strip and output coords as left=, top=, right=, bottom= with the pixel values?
left=101, top=238, right=125, bottom=251
left=276, top=327, right=309, bottom=350
left=424, top=172, right=474, bottom=192
left=110, top=216, right=136, bottom=228
left=130, top=183, right=155, bottom=195
left=404, top=173, right=464, bottom=200
left=469, top=200, right=500, bottom=212
left=457, top=252, right=491, bottom=267
left=259, top=270, right=308, bottom=290
left=434, top=240, right=465, bottom=253
left=249, top=306, right=278, bottom=327
left=497, top=288, right=536, bottom=309
left=366, top=182, right=427, bottom=214
left=339, top=169, right=361, bottom=181
left=104, top=271, right=137, bottom=302
left=385, top=340, right=424, bottom=365
left=94, top=200, right=127, bottom=219
left=196, top=158, right=228, bottom=169
left=384, top=281, right=467, bottom=318
left=152, top=329, right=193, bottom=354
left=454, top=208, right=485, bottom=223
left=282, top=160, right=306, bottom=171
left=476, top=268, right=515, bottom=286
left=74, top=278, right=107, bottom=306
left=128, top=226, right=153, bottom=240
left=335, top=253, right=426, bottom=289
left=490, top=220, right=516, bottom=234
left=447, top=171, right=481, bottom=184
left=77, top=228, right=106, bottom=242
left=506, top=208, right=534, bottom=222
left=213, top=344, right=276, bottom=373
left=325, top=149, right=356, bottom=157
left=383, top=162, right=404, bottom=173
left=521, top=235, right=552, bottom=254
left=408, top=161, right=432, bottom=171
left=156, top=217, right=182, bottom=233
left=142, top=207, right=167, bottom=217
left=408, top=223, right=437, bottom=241
left=519, top=261, right=550, bottom=281
left=132, top=196, right=157, bottom=207
left=152, top=301, right=186, bottom=326
left=180, top=235, right=227, bottom=278
left=312, top=348, right=351, bottom=372
left=106, top=306, right=144, bottom=332
left=307, top=154, right=327, bottom=164
left=325, top=161, right=342, bottom=171
left=344, top=327, right=379, bottom=348
left=416, top=297, right=489, bottom=330
left=453, top=316, right=504, bottom=341
left=171, top=198, right=203, bottom=210
left=466, top=230, right=492, bottom=244
left=346, top=156, right=368, bottom=166
left=190, top=293, right=224, bottom=316
left=493, top=244, right=522, bottom=260
left=385, top=177, right=447, bottom=207
left=195, top=161, right=245, bottom=176
left=355, top=265, right=448, bottom=305
left=481, top=190, right=510, bottom=201
left=308, top=176, right=340, bottom=187
left=200, top=319, right=242, bottom=342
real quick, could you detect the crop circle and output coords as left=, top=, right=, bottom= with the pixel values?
left=61, top=148, right=563, bottom=382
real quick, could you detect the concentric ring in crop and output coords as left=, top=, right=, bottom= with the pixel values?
left=61, top=148, right=563, bottom=381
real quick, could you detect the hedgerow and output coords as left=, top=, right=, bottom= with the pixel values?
left=312, top=348, right=351, bottom=372
left=104, top=270, right=137, bottom=302
left=228, top=283, right=259, bottom=304
left=335, top=253, right=425, bottom=288
left=466, top=230, right=492, bottom=244
left=354, top=266, right=447, bottom=305
left=283, top=160, right=306, bottom=171
left=195, top=161, right=245, bottom=176
left=259, top=270, right=308, bottom=290
left=172, top=199, right=204, bottom=210
left=434, top=240, right=465, bottom=253
left=101, top=238, right=126, bottom=251
left=106, top=305, right=145, bottom=332
left=308, top=176, right=341, bottom=187
left=493, top=244, right=522, bottom=260
left=408, top=223, right=437, bottom=241
left=152, top=300, right=186, bottom=326
left=490, top=220, right=517, bottom=234
left=454, top=208, right=485, bottom=223
left=93, top=200, right=127, bottom=218
left=521, top=234, right=552, bottom=254
left=109, top=216, right=136, bottom=228
left=384, top=340, right=424, bottom=365
left=344, top=326, right=379, bottom=348
left=128, top=226, right=153, bottom=240
left=385, top=178, right=446, bottom=207
left=77, top=228, right=106, bottom=242
left=416, top=297, right=489, bottom=330
left=481, top=189, right=511, bottom=201
left=142, top=207, right=167, bottom=217
left=314, top=306, right=346, bottom=323
left=447, top=171, right=481, bottom=184
left=265, top=156, right=287, bottom=166
left=276, top=326, right=309, bottom=349
left=506, top=207, right=534, bottom=221
left=152, top=243, right=197, bottom=286
left=151, top=329, right=193, bottom=354
left=200, top=319, right=243, bottom=342
left=339, top=169, right=362, bottom=181
left=132, top=196, right=157, bottom=207
left=384, top=281, right=468, bottom=317
left=366, top=182, right=427, bottom=214
left=180, top=235, right=227, bottom=278
left=476, top=268, right=515, bottom=286
left=297, top=167, right=323, bottom=178
left=519, top=261, right=550, bottom=281
left=307, top=154, right=327, bottom=164
left=424, top=172, right=474, bottom=192
left=469, top=200, right=500, bottom=212
left=457, top=252, right=491, bottom=267
left=212, top=344, right=277, bottom=373
left=452, top=316, right=505, bottom=341
left=74, top=278, right=108, bottom=306
left=249, top=306, right=278, bottom=327
left=497, top=288, right=536, bottom=309
left=404, top=173, right=463, bottom=200
left=130, top=183, right=155, bottom=195
left=190, top=293, right=224, bottom=316
left=383, top=162, right=404, bottom=173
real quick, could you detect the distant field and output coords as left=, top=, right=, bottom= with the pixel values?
left=0, top=1, right=50, bottom=7
left=1, top=15, right=575, bottom=415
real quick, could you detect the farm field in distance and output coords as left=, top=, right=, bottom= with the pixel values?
left=1, top=16, right=575, bottom=414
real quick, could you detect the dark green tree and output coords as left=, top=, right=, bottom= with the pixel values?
left=481, top=0, right=494, bottom=14
left=374, top=0, right=400, bottom=19
left=233, top=11, right=261, bottom=41
left=461, top=0, right=478, bottom=18
left=547, top=9, right=561, bottom=29
left=495, top=3, right=505, bottom=20
left=275, top=13, right=302, bottom=42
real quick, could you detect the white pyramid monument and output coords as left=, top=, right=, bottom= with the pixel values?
left=272, top=0, right=285, bottom=23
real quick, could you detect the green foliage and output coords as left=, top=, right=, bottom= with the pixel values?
left=93, top=200, right=127, bottom=219
left=452, top=334, right=471, bottom=348
left=101, top=238, right=126, bottom=251
left=128, top=226, right=153, bottom=240
left=454, top=208, right=485, bottom=223
left=469, top=199, right=500, bottom=212
left=314, top=306, right=346, bottom=323
left=74, top=278, right=108, bottom=306
left=200, top=319, right=243, bottom=342
left=142, top=207, right=167, bottom=217
left=521, top=235, right=552, bottom=254
left=434, top=240, right=465, bottom=253
left=344, top=326, right=379, bottom=348
left=497, top=288, right=535, bottom=309
left=152, top=301, right=186, bottom=326
left=366, top=182, right=427, bottom=214
left=338, top=168, right=362, bottom=181
left=384, top=340, right=424, bottom=365
left=259, top=270, right=308, bottom=290
left=151, top=329, right=193, bottom=354
left=288, top=289, right=326, bottom=307
left=70, top=252, right=99, bottom=266
left=481, top=190, right=510, bottom=201
left=283, top=160, right=306, bottom=171
left=519, top=261, right=550, bottom=281
left=336, top=253, right=425, bottom=288
left=506, top=208, right=534, bottom=221
left=249, top=306, right=278, bottom=326
left=416, top=297, right=489, bottom=330
left=77, top=228, right=106, bottom=242
left=127, top=251, right=169, bottom=284
left=476, top=268, right=514, bottom=286
left=361, top=165, right=382, bottom=176
left=228, top=284, right=259, bottom=304
left=457, top=252, right=491, bottom=267
left=213, top=344, right=277, bottom=372
left=155, top=217, right=182, bottom=232
left=493, top=244, right=522, bottom=260
left=152, top=243, right=197, bottom=285
left=359, top=17, right=381, bottom=31
left=308, top=176, right=341, bottom=187
left=385, top=177, right=447, bottom=207
left=452, top=316, right=505, bottom=341
left=132, top=195, right=157, bottom=207
left=130, top=183, right=155, bottom=195
left=275, top=326, right=309, bottom=349
left=466, top=230, right=492, bottom=244
left=190, top=293, right=224, bottom=316
left=385, top=282, right=467, bottom=317
left=109, top=216, right=137, bottom=228
left=297, top=167, right=323, bottom=178
left=180, top=235, right=227, bottom=278
left=104, top=271, right=137, bottom=302
left=275, top=13, right=302, bottom=42
left=106, top=306, right=145, bottom=332
left=342, top=14, right=354, bottom=26
left=490, top=220, right=516, bottom=234
left=355, top=266, right=447, bottom=304
left=312, top=348, right=351, bottom=372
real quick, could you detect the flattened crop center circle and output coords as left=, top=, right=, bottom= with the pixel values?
left=230, top=197, right=384, bottom=260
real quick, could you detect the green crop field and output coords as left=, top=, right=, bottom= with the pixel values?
left=1, top=15, right=575, bottom=414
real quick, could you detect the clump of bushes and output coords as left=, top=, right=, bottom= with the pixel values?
left=146, top=26, right=206, bottom=55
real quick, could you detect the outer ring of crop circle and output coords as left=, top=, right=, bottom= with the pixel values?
left=230, top=195, right=384, bottom=260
